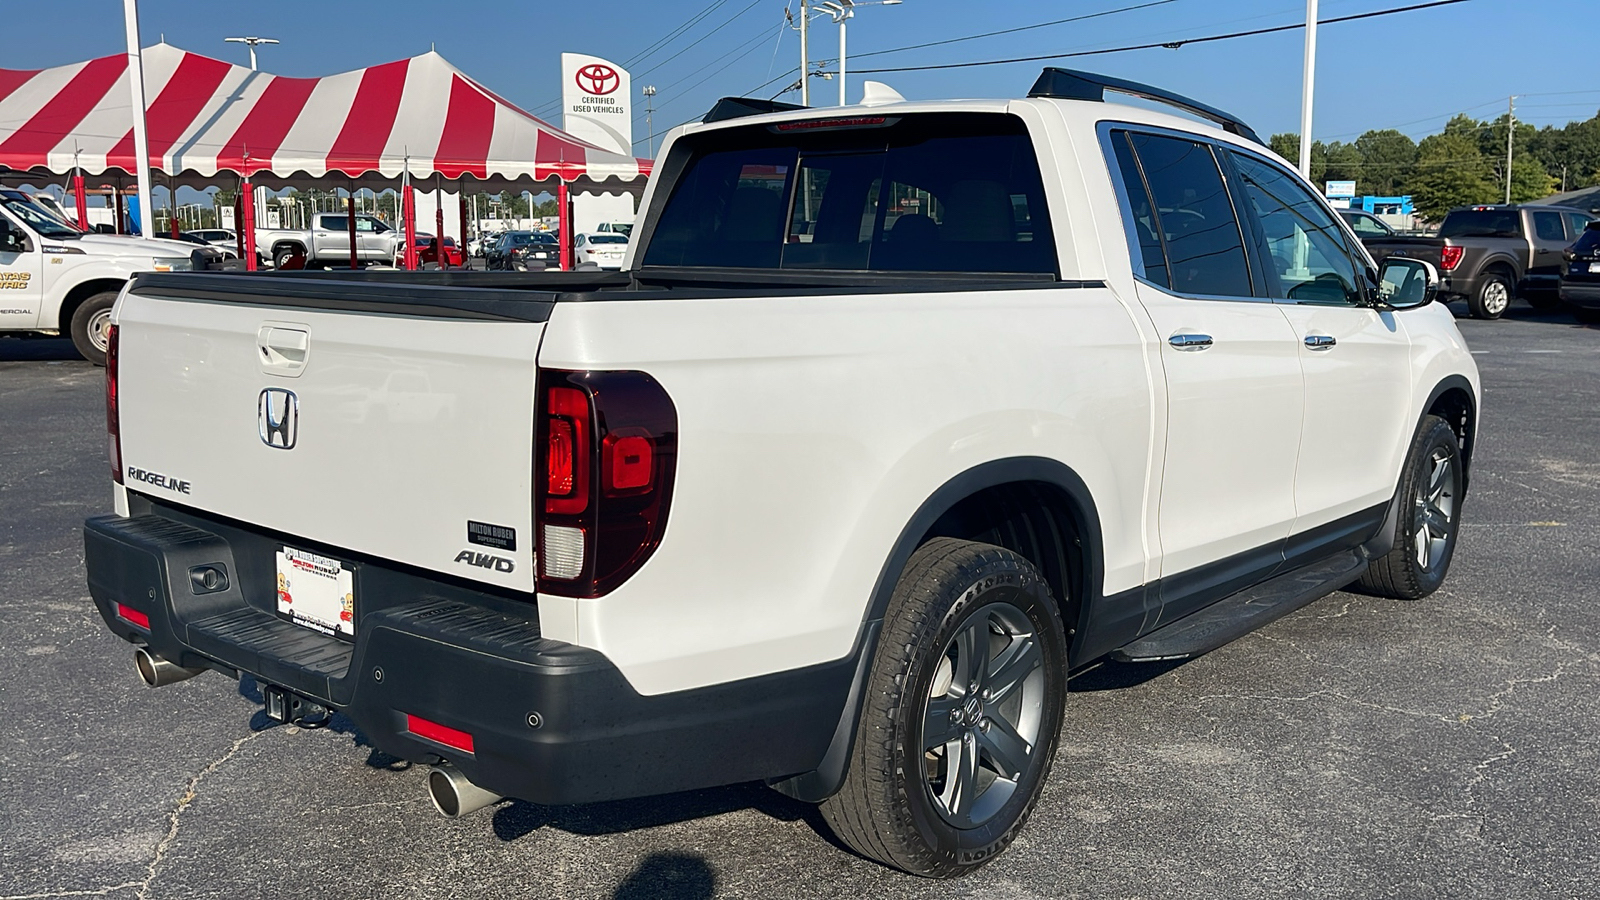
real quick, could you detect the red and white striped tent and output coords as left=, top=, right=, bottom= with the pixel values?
left=0, top=42, right=652, bottom=190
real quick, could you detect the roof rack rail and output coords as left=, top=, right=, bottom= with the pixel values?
left=702, top=97, right=808, bottom=125
left=1028, top=67, right=1264, bottom=146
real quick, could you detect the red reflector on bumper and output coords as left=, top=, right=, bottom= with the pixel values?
left=116, top=603, right=150, bottom=629
left=406, top=713, right=476, bottom=753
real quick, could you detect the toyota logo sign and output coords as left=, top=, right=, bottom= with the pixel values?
left=576, top=64, right=620, bottom=96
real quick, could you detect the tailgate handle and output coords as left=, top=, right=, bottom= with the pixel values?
left=258, top=326, right=310, bottom=376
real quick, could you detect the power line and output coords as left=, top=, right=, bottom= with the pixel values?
left=626, top=0, right=735, bottom=69
left=846, top=0, right=1185, bottom=62
left=845, top=0, right=1474, bottom=75
left=636, top=0, right=767, bottom=77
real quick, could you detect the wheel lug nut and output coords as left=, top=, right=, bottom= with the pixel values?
left=949, top=709, right=961, bottom=723
left=979, top=718, right=991, bottom=733
left=981, top=689, right=992, bottom=702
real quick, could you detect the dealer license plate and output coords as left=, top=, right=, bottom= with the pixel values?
left=275, top=546, right=355, bottom=638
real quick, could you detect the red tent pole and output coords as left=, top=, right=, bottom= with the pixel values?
left=402, top=181, right=417, bottom=271
left=241, top=178, right=257, bottom=271
left=347, top=191, right=358, bottom=269
left=435, top=195, right=446, bottom=270
left=72, top=171, right=88, bottom=231
left=168, top=174, right=179, bottom=239
left=558, top=182, right=571, bottom=271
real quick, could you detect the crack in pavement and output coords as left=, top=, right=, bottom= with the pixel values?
left=134, top=729, right=274, bottom=900
left=0, top=885, right=141, bottom=900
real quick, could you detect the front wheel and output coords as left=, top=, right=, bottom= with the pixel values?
left=69, top=290, right=119, bottom=366
left=1358, top=416, right=1464, bottom=600
left=820, top=538, right=1067, bottom=877
left=1468, top=272, right=1512, bottom=319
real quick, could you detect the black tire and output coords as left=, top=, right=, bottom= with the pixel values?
left=1571, top=305, right=1600, bottom=325
left=820, top=538, right=1068, bottom=877
left=68, top=290, right=119, bottom=366
left=1358, top=416, right=1464, bottom=600
left=1468, top=271, right=1513, bottom=319
left=273, top=247, right=300, bottom=270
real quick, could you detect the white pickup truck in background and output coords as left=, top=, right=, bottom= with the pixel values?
left=85, top=69, right=1479, bottom=877
left=252, top=212, right=414, bottom=269
left=0, top=191, right=229, bottom=364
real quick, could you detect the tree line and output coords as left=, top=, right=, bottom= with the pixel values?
left=1270, top=109, right=1600, bottom=219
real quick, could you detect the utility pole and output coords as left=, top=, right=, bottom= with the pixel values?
left=1504, top=95, right=1515, bottom=205
left=642, top=85, right=658, bottom=157
left=1297, top=0, right=1318, bottom=179
left=799, top=0, right=811, bottom=106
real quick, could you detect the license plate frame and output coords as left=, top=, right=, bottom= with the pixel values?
left=275, top=546, right=356, bottom=639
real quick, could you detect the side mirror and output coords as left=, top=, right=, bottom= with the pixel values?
left=1376, top=257, right=1439, bottom=310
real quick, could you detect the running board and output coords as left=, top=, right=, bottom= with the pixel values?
left=1112, top=551, right=1367, bottom=662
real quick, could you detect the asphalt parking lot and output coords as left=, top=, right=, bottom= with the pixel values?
left=2, top=304, right=1597, bottom=900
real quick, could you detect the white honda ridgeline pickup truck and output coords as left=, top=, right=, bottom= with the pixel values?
left=86, top=69, right=1478, bottom=877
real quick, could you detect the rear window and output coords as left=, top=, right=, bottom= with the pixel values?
left=1575, top=223, right=1600, bottom=254
left=1440, top=209, right=1521, bottom=238
left=641, top=113, right=1056, bottom=275
left=589, top=234, right=628, bottom=244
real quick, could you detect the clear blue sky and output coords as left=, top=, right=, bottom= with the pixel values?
left=6, top=0, right=1595, bottom=156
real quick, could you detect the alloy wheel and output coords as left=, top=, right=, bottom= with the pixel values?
left=1483, top=281, right=1510, bottom=316
left=920, top=601, right=1046, bottom=829
left=1414, top=447, right=1456, bottom=572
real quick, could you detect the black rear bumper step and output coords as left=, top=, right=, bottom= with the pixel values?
left=1112, top=551, right=1366, bottom=662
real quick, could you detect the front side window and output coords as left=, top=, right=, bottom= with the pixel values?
left=1231, top=151, right=1362, bottom=306
left=1563, top=212, right=1592, bottom=240
left=1124, top=132, right=1251, bottom=298
left=642, top=114, right=1056, bottom=274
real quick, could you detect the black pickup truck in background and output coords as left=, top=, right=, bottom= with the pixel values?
left=1358, top=204, right=1596, bottom=319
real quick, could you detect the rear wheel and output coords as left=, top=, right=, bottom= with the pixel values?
left=820, top=538, right=1067, bottom=877
left=273, top=247, right=301, bottom=270
left=1358, top=416, right=1463, bottom=600
left=1468, top=272, right=1512, bottom=319
left=68, top=290, right=119, bottom=366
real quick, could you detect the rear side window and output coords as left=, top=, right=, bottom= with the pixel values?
left=1564, top=212, right=1592, bottom=239
left=642, top=114, right=1056, bottom=274
left=1122, top=132, right=1251, bottom=298
left=1532, top=211, right=1565, bottom=242
left=1440, top=209, right=1521, bottom=238
left=1108, top=132, right=1170, bottom=288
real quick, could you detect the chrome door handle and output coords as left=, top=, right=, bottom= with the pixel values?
left=1168, top=333, right=1213, bottom=351
left=1304, top=334, right=1337, bottom=350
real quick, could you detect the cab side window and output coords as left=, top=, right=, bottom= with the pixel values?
left=1122, top=133, right=1252, bottom=298
left=1532, top=211, right=1566, bottom=243
left=1229, top=151, right=1362, bottom=306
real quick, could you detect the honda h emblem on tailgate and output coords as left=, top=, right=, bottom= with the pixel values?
left=258, top=388, right=299, bottom=450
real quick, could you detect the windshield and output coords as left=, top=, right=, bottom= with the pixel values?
left=1440, top=209, right=1521, bottom=238
left=1, top=197, right=81, bottom=238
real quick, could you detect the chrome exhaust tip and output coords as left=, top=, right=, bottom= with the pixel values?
left=134, top=647, right=205, bottom=687
left=427, top=763, right=503, bottom=818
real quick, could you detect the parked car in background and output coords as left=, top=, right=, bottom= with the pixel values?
left=188, top=228, right=237, bottom=250
left=467, top=233, right=498, bottom=258
left=416, top=236, right=464, bottom=268
left=573, top=232, right=627, bottom=269
left=1338, top=208, right=1396, bottom=240
left=1361, top=204, right=1595, bottom=319
left=594, top=221, right=634, bottom=238
left=506, top=232, right=560, bottom=270
left=1560, top=219, right=1600, bottom=323
left=485, top=230, right=555, bottom=269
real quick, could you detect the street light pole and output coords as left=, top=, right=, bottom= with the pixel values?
left=816, top=1, right=901, bottom=108
left=799, top=0, right=811, bottom=107
left=1504, top=95, right=1515, bottom=205
left=1297, top=0, right=1317, bottom=179
left=642, top=85, right=658, bottom=157
left=224, top=36, right=279, bottom=71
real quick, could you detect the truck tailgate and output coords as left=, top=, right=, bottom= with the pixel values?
left=114, top=280, right=545, bottom=592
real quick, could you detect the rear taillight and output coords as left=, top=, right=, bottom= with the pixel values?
left=535, top=370, right=677, bottom=598
left=1440, top=246, right=1465, bottom=272
left=106, top=323, right=122, bottom=483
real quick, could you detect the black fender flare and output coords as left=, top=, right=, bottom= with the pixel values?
left=1363, top=375, right=1478, bottom=558
left=771, top=457, right=1105, bottom=802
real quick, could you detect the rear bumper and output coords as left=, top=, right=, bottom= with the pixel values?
left=1561, top=278, right=1600, bottom=308
left=84, top=503, right=861, bottom=806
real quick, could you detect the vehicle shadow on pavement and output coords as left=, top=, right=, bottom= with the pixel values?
left=0, top=337, right=84, bottom=361
left=1069, top=658, right=1188, bottom=691
left=611, top=851, right=717, bottom=900
left=490, top=781, right=827, bottom=842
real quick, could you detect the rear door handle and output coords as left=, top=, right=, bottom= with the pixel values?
left=1304, top=334, right=1337, bottom=350
left=1168, top=333, right=1213, bottom=351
